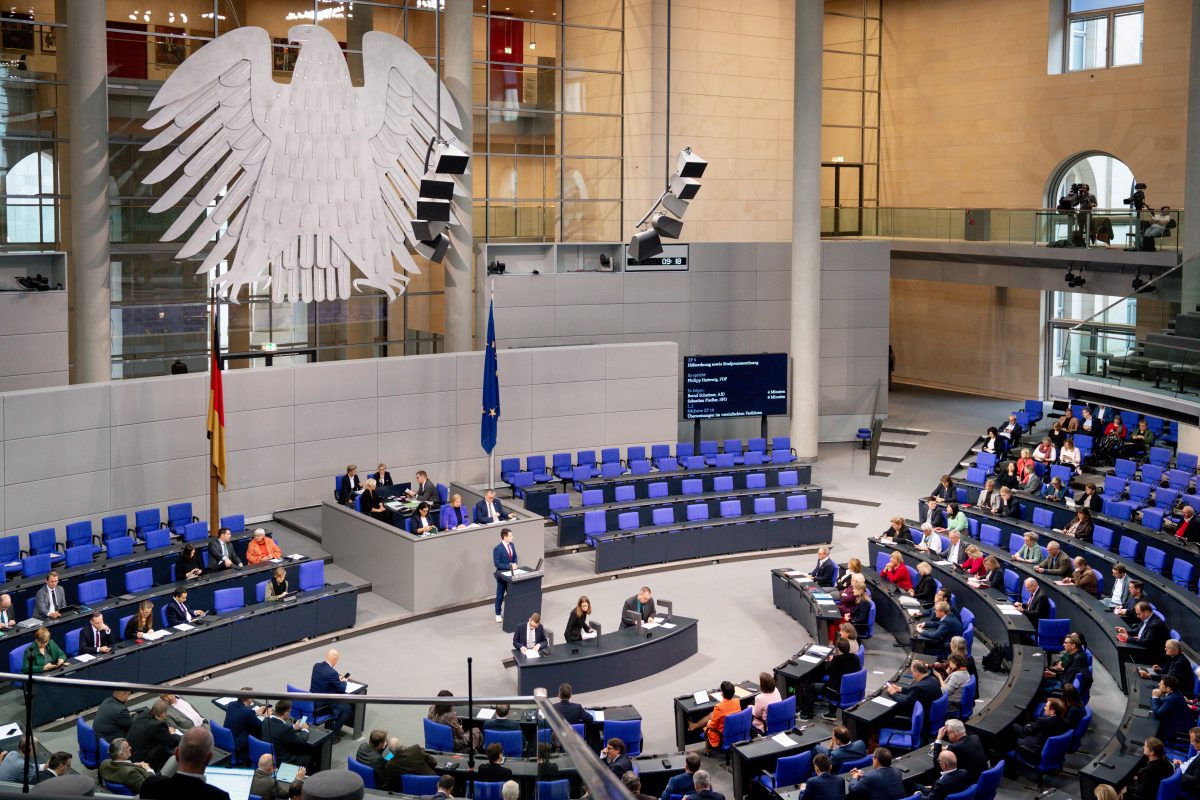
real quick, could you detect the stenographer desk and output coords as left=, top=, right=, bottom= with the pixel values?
left=557, top=484, right=824, bottom=547
left=576, top=464, right=812, bottom=504
left=592, top=509, right=833, bottom=573
left=30, top=582, right=357, bottom=726
left=512, top=617, right=698, bottom=694
left=321, top=497, right=544, bottom=613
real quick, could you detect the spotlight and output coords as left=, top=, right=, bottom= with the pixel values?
left=629, top=228, right=663, bottom=261
left=411, top=218, right=448, bottom=241
left=1132, top=269, right=1157, bottom=293
left=676, top=147, right=708, bottom=179
left=661, top=192, right=689, bottom=218
left=1064, top=265, right=1086, bottom=288
left=431, top=140, right=469, bottom=175
left=419, top=171, right=455, bottom=201
left=416, top=197, right=451, bottom=222
left=651, top=212, right=683, bottom=240
left=416, top=233, right=450, bottom=263
left=669, top=171, right=701, bottom=200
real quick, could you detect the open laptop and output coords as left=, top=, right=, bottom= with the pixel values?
left=203, top=766, right=255, bottom=800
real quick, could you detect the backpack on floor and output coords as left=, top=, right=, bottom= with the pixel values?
left=982, top=643, right=1011, bottom=673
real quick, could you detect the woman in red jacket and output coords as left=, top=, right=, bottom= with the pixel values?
left=880, top=551, right=913, bottom=591
left=959, top=544, right=986, bottom=577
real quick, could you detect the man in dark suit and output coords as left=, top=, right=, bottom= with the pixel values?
left=382, top=737, right=438, bottom=790
left=1141, top=638, right=1194, bottom=688
left=1175, top=727, right=1200, bottom=796
left=1012, top=698, right=1069, bottom=760
left=474, top=489, right=512, bottom=525
left=1015, top=578, right=1051, bottom=626
left=94, top=690, right=134, bottom=743
left=34, top=571, right=66, bottom=619
left=337, top=467, right=362, bottom=506
left=848, top=747, right=906, bottom=800
left=601, top=738, right=633, bottom=778
left=222, top=692, right=264, bottom=767
left=554, top=683, right=594, bottom=725
left=484, top=704, right=521, bottom=732
left=405, top=470, right=439, bottom=504
left=309, top=649, right=353, bottom=742
left=921, top=499, right=947, bottom=530
left=797, top=754, right=844, bottom=800
left=1128, top=738, right=1175, bottom=800
left=39, top=751, right=72, bottom=784
left=884, top=660, right=942, bottom=720
left=513, top=613, right=548, bottom=654
left=916, top=602, right=963, bottom=658
left=128, top=700, right=181, bottom=771
left=933, top=720, right=987, bottom=781
left=372, top=464, right=393, bottom=487
left=661, top=753, right=701, bottom=800
left=800, top=637, right=860, bottom=720
left=140, top=727, right=232, bottom=800
left=621, top=587, right=657, bottom=628
left=1042, top=632, right=1091, bottom=695
left=1123, top=602, right=1169, bottom=666
left=475, top=743, right=513, bottom=782
left=80, top=612, right=115, bottom=656
left=684, top=769, right=723, bottom=800
left=261, top=700, right=311, bottom=768
left=354, top=730, right=389, bottom=788
left=811, top=547, right=836, bottom=587
left=493, top=528, right=519, bottom=623
left=813, top=726, right=867, bottom=772
left=1152, top=676, right=1196, bottom=743
left=623, top=772, right=660, bottom=800
left=207, top=528, right=243, bottom=571
left=165, top=587, right=206, bottom=626
left=920, top=751, right=970, bottom=800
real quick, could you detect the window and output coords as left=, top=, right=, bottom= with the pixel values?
left=1048, top=152, right=1134, bottom=209
left=1067, top=0, right=1143, bottom=70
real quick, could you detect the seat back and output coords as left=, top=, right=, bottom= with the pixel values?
left=926, top=693, right=949, bottom=735
left=601, top=448, right=621, bottom=465
left=772, top=436, right=792, bottom=452
left=719, top=500, right=741, bottom=518
left=65, top=521, right=93, bottom=549
left=1173, top=559, right=1194, bottom=588
left=712, top=475, right=733, bottom=493
left=719, top=707, right=753, bottom=751
left=1114, top=459, right=1137, bottom=480
left=746, top=473, right=767, bottom=490
left=527, top=455, right=547, bottom=474
left=627, top=446, right=647, bottom=463
left=0, top=535, right=18, bottom=563
left=1178, top=451, right=1199, bottom=472
left=552, top=452, right=573, bottom=472
left=944, top=788, right=976, bottom=800
left=603, top=719, right=643, bottom=756
left=754, top=497, right=776, bottom=515
left=1031, top=508, right=1053, bottom=528
left=124, top=568, right=153, bottom=594
left=577, top=450, right=598, bottom=468
left=652, top=508, right=675, bottom=526
left=1040, top=729, right=1073, bottom=772
left=615, top=485, right=635, bottom=503
left=537, top=780, right=572, bottom=800
left=686, top=504, right=709, bottom=522
left=1129, top=481, right=1152, bottom=504
left=182, top=521, right=209, bottom=543
left=764, top=695, right=796, bottom=735
left=423, top=718, right=455, bottom=751
left=1149, top=446, right=1173, bottom=467
left=601, top=463, right=625, bottom=479
left=117, top=615, right=134, bottom=641
left=404, top=776, right=442, bottom=795
left=1141, top=508, right=1165, bottom=531
left=299, top=560, right=325, bottom=591
left=28, top=528, right=56, bottom=555
left=658, top=457, right=679, bottom=472
left=723, top=439, right=743, bottom=456
left=966, top=467, right=986, bottom=484
left=134, top=508, right=162, bottom=534
left=167, top=502, right=193, bottom=531
left=1157, top=488, right=1181, bottom=509
left=1004, top=569, right=1020, bottom=598
left=581, top=489, right=604, bottom=506
left=786, top=495, right=808, bottom=511
left=1145, top=546, right=1167, bottom=573
left=744, top=451, right=764, bottom=466
left=975, top=452, right=997, bottom=472
left=974, top=761, right=1004, bottom=800
left=682, top=479, right=703, bottom=495
left=699, top=440, right=719, bottom=458
left=1093, top=525, right=1114, bottom=550
left=483, top=728, right=524, bottom=757
left=345, top=755, right=376, bottom=790
left=248, top=736, right=273, bottom=765
left=617, top=512, right=639, bottom=532
left=1104, top=475, right=1127, bottom=497
left=675, top=443, right=694, bottom=459
left=144, top=529, right=171, bottom=551
left=547, top=494, right=570, bottom=515
left=1118, top=535, right=1139, bottom=561
left=584, top=510, right=607, bottom=535
left=102, top=515, right=129, bottom=540
left=255, top=581, right=267, bottom=604
left=838, top=669, right=867, bottom=706
left=220, top=514, right=245, bottom=533
left=65, top=544, right=94, bottom=569
left=714, top=453, right=735, bottom=468
left=500, top=458, right=521, bottom=480
left=213, top=587, right=245, bottom=614
left=959, top=675, right=977, bottom=719
left=1071, top=706, right=1094, bottom=753
left=774, top=751, right=812, bottom=787
left=630, top=459, right=652, bottom=475
left=648, top=482, right=669, bottom=499
left=1142, top=464, right=1165, bottom=485
left=21, top=553, right=52, bottom=578
left=77, top=717, right=100, bottom=769
left=475, top=783, right=507, bottom=800
left=778, top=470, right=799, bottom=487
left=979, top=524, right=1001, bottom=547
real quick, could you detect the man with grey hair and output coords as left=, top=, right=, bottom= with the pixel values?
left=1014, top=578, right=1051, bottom=625
left=97, top=738, right=152, bottom=794
left=687, top=770, right=724, bottom=800
left=933, top=720, right=986, bottom=781
left=921, top=750, right=969, bottom=800
left=915, top=601, right=962, bottom=658
left=1141, top=638, right=1192, bottom=688
left=139, top=726, right=230, bottom=800
left=1035, top=541, right=1072, bottom=577
left=501, top=780, right=521, bottom=800
left=811, top=548, right=835, bottom=587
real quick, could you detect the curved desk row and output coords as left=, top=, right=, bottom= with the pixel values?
left=33, top=582, right=357, bottom=726
left=426, top=748, right=688, bottom=798
left=1078, top=663, right=1159, bottom=800
left=576, top=464, right=812, bottom=504
left=557, top=484, right=823, bottom=547
left=771, top=567, right=912, bottom=647
left=0, top=555, right=320, bottom=678
left=512, top=616, right=698, bottom=694
left=593, top=510, right=833, bottom=573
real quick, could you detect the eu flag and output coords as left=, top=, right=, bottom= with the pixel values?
left=481, top=298, right=501, bottom=454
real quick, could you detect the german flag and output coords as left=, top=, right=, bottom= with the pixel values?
left=207, top=313, right=227, bottom=487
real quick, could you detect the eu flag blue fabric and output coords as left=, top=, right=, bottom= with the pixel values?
left=481, top=298, right=501, bottom=454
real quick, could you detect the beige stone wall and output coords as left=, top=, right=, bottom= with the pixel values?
left=880, top=0, right=1192, bottom=209
left=890, top=278, right=1042, bottom=399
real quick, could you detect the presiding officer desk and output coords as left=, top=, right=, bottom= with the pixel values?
left=575, top=464, right=812, bottom=504
left=33, top=581, right=357, bottom=726
left=513, top=616, right=698, bottom=694
left=320, top=486, right=544, bottom=613
left=557, top=483, right=824, bottom=547
left=591, top=508, right=833, bottom=573
left=0, top=555, right=323, bottom=683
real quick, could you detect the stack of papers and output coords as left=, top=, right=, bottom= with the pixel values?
left=642, top=621, right=660, bottom=630
left=999, top=606, right=1023, bottom=616
left=771, top=733, right=794, bottom=747
left=173, top=623, right=195, bottom=632
left=784, top=570, right=805, bottom=577
left=588, top=710, right=605, bottom=723
left=74, top=654, right=96, bottom=663
left=476, top=708, right=496, bottom=720
left=871, top=696, right=897, bottom=708
left=799, top=655, right=822, bottom=664
left=523, top=649, right=541, bottom=659
left=660, top=622, right=677, bottom=629
left=581, top=630, right=599, bottom=639
left=142, top=630, right=170, bottom=641
left=345, top=681, right=365, bottom=693
left=733, top=686, right=752, bottom=699
left=692, top=691, right=710, bottom=704
left=808, top=645, right=832, bottom=656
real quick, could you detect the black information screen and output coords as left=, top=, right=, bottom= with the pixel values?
left=684, top=353, right=788, bottom=419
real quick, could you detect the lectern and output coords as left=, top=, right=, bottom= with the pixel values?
left=500, top=564, right=544, bottom=633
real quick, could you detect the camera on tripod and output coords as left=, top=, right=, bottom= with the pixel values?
left=1123, top=182, right=1148, bottom=211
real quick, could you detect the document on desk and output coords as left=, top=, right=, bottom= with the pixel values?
left=710, top=691, right=724, bottom=702
left=475, top=708, right=496, bottom=720
left=771, top=733, right=795, bottom=747
left=581, top=630, right=598, bottom=639
left=173, top=623, right=196, bottom=632
left=642, top=621, right=660, bottom=630
left=74, top=654, right=96, bottom=663
left=871, top=696, right=898, bottom=708
left=784, top=570, right=805, bottom=577
left=215, top=697, right=237, bottom=707
left=0, top=724, right=20, bottom=738
left=589, top=710, right=605, bottom=723
left=798, top=655, right=822, bottom=664
left=808, top=645, right=832, bottom=656
left=935, top=560, right=953, bottom=566
left=692, top=691, right=710, bottom=704
left=142, top=630, right=169, bottom=641
left=659, top=622, right=677, bottom=629
left=733, top=685, right=752, bottom=699
left=523, top=649, right=541, bottom=659
left=287, top=554, right=305, bottom=560
left=898, top=596, right=921, bottom=609
left=345, top=681, right=365, bottom=693
left=998, top=605, right=1023, bottom=616
left=511, top=568, right=528, bottom=576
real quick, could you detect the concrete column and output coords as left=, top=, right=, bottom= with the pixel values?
left=1184, top=0, right=1200, bottom=308
left=443, top=0, right=475, bottom=352
left=64, top=0, right=112, bottom=383
left=789, top=1, right=822, bottom=460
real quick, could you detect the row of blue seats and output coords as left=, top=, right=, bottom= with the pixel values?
left=334, top=476, right=450, bottom=505
left=547, top=469, right=809, bottom=517
left=580, top=494, right=811, bottom=545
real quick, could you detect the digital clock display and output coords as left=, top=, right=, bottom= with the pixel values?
left=625, top=243, right=690, bottom=271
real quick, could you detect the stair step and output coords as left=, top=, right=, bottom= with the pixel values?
left=872, top=470, right=893, bottom=477
left=879, top=440, right=919, bottom=449
left=878, top=455, right=905, bottom=463
left=881, top=426, right=929, bottom=436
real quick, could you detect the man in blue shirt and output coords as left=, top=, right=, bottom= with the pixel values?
left=0, top=736, right=39, bottom=785
left=661, top=752, right=700, bottom=800
left=223, top=692, right=264, bottom=766
left=916, top=602, right=963, bottom=658
left=309, top=649, right=353, bottom=743
left=493, top=528, right=518, bottom=623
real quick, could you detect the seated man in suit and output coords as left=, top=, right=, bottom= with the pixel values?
left=1042, top=632, right=1091, bottom=696
left=245, top=529, right=283, bottom=565
left=261, top=700, right=311, bottom=768
left=916, top=602, right=963, bottom=658
left=139, top=726, right=230, bottom=800
left=1116, top=581, right=1150, bottom=627
left=554, top=683, right=594, bottom=725
left=811, top=547, right=836, bottom=587
left=799, top=637, right=860, bottom=720
left=513, top=613, right=548, bottom=655
left=223, top=691, right=265, bottom=766
left=165, top=587, right=207, bottom=626
left=474, top=489, right=513, bottom=525
left=1152, top=676, right=1196, bottom=743
left=0, top=593, right=16, bottom=629
left=920, top=751, right=970, bottom=800
left=439, top=494, right=471, bottom=531
left=251, top=753, right=302, bottom=800
left=813, top=726, right=867, bottom=773
left=921, top=498, right=947, bottom=531
left=1175, top=727, right=1200, bottom=797
left=128, top=700, right=181, bottom=772
left=484, top=703, right=521, bottom=731
left=1118, top=602, right=1169, bottom=665
left=883, top=660, right=942, bottom=720
left=98, top=738, right=153, bottom=794
left=354, top=730, right=389, bottom=788
left=372, top=463, right=393, bottom=487
left=621, top=587, right=657, bottom=628
left=932, top=720, right=987, bottom=782
left=1141, top=638, right=1194, bottom=688
left=848, top=747, right=905, bottom=800
left=661, top=752, right=701, bottom=800
left=623, top=772, right=659, bottom=800
left=310, top=649, right=354, bottom=742
left=405, top=470, right=439, bottom=504
left=207, top=527, right=243, bottom=571
left=80, top=611, right=115, bottom=656
left=1014, top=578, right=1052, bottom=627
left=797, top=754, right=843, bottom=800
left=337, top=465, right=362, bottom=506
left=1011, top=697, right=1068, bottom=761
left=1034, top=541, right=1072, bottom=577
left=601, top=738, right=634, bottom=778
left=39, top=751, right=72, bottom=784
left=94, top=690, right=135, bottom=743
left=476, top=743, right=513, bottom=782
left=160, top=693, right=205, bottom=732
left=34, top=571, right=66, bottom=619
left=685, top=770, right=723, bottom=800
left=383, top=736, right=438, bottom=790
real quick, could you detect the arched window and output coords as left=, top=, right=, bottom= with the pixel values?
left=1047, top=151, right=1135, bottom=209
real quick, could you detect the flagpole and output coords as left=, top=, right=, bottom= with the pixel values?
left=488, top=278, right=496, bottom=491
left=209, top=289, right=220, bottom=535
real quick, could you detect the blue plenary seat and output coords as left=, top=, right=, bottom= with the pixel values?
left=0, top=536, right=20, bottom=574
left=758, top=751, right=811, bottom=791
left=686, top=504, right=709, bottom=522
left=106, top=536, right=135, bottom=559
left=627, top=446, right=646, bottom=463
left=65, top=544, right=94, bottom=569
left=615, top=485, right=635, bottom=503
left=167, top=502, right=195, bottom=532
left=483, top=729, right=523, bottom=757
left=552, top=452, right=573, bottom=479
left=404, top=775, right=441, bottom=795
left=65, top=521, right=99, bottom=552
left=650, top=444, right=671, bottom=466
left=21, top=554, right=52, bottom=578
left=879, top=701, right=924, bottom=751
left=144, top=529, right=171, bottom=551
left=786, top=495, right=808, bottom=511
left=346, top=755, right=376, bottom=789
left=134, top=508, right=163, bottom=536
left=213, top=588, right=244, bottom=614
left=125, top=568, right=153, bottom=593
left=603, top=718, right=643, bottom=756
left=299, top=560, right=325, bottom=591
left=423, top=718, right=454, bottom=751
left=648, top=482, right=669, bottom=498
left=182, top=521, right=209, bottom=543
left=27, top=528, right=61, bottom=560
left=221, top=514, right=246, bottom=533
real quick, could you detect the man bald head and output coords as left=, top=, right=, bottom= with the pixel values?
left=257, top=752, right=275, bottom=773
left=325, top=649, right=339, bottom=667
left=176, top=726, right=215, bottom=774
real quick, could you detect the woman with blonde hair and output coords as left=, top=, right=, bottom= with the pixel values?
left=124, top=600, right=155, bottom=641
left=881, top=551, right=912, bottom=591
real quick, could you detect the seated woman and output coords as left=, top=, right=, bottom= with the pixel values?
left=1013, top=532, right=1045, bottom=563
left=997, top=462, right=1021, bottom=491
left=837, top=557, right=863, bottom=592
left=265, top=566, right=289, bottom=601
left=439, top=494, right=470, bottom=531
left=1048, top=421, right=1067, bottom=450
left=1044, top=476, right=1067, bottom=503
left=912, top=562, right=937, bottom=606
left=175, top=543, right=204, bottom=580
left=942, top=655, right=972, bottom=716
left=428, top=690, right=481, bottom=752
left=1016, top=449, right=1037, bottom=481
left=751, top=672, right=782, bottom=733
left=412, top=502, right=437, bottom=535
left=23, top=626, right=65, bottom=673
left=688, top=681, right=741, bottom=755
left=124, top=600, right=155, bottom=641
left=981, top=427, right=1002, bottom=455
left=880, top=551, right=913, bottom=591
left=564, top=595, right=595, bottom=642
left=944, top=503, right=968, bottom=537
left=838, top=573, right=866, bottom=617
left=1033, top=437, right=1057, bottom=464
left=1076, top=482, right=1103, bottom=512
left=361, top=478, right=389, bottom=524
left=1063, top=508, right=1094, bottom=541
left=1059, top=437, right=1082, bottom=473
left=846, top=584, right=874, bottom=635
left=932, top=475, right=956, bottom=503
left=959, top=544, right=986, bottom=577
left=980, top=555, right=1005, bottom=590
left=976, top=478, right=1001, bottom=513
left=880, top=516, right=913, bottom=544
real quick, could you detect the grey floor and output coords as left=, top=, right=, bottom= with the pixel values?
left=15, top=387, right=1118, bottom=799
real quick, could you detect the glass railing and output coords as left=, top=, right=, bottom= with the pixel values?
left=822, top=206, right=1184, bottom=251
left=3, top=670, right=634, bottom=800
left=1058, top=327, right=1200, bottom=400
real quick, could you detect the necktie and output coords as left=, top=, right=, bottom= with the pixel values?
left=47, top=590, right=55, bottom=614
left=506, top=544, right=512, bottom=560
left=490, top=503, right=497, bottom=522
left=1138, top=619, right=1148, bottom=639
left=180, top=602, right=188, bottom=620
left=95, top=629, right=100, bottom=649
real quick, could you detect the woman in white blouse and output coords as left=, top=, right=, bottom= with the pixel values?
left=1032, top=436, right=1057, bottom=464
left=1059, top=437, right=1082, bottom=473
left=751, top=671, right=782, bottom=733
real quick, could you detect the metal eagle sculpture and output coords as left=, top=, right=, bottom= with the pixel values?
left=141, top=24, right=466, bottom=303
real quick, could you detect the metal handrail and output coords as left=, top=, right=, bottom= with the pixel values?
left=1066, top=255, right=1193, bottom=332
left=533, top=689, right=634, bottom=800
